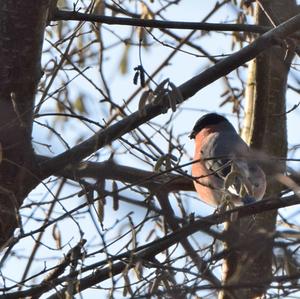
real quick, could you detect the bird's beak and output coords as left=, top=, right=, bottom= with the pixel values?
left=189, top=132, right=195, bottom=139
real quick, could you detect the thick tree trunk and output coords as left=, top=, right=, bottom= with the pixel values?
left=220, top=1, right=297, bottom=298
left=0, top=0, right=50, bottom=247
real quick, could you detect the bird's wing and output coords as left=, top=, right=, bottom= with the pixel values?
left=200, top=131, right=250, bottom=196
left=201, top=131, right=248, bottom=176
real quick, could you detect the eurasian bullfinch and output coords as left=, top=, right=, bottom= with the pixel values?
left=190, top=113, right=266, bottom=207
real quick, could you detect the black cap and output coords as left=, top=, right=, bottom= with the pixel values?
left=189, top=113, right=228, bottom=139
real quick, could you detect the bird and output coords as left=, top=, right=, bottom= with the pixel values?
left=189, top=113, right=266, bottom=207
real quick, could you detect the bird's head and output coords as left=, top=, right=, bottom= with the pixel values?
left=189, top=113, right=232, bottom=139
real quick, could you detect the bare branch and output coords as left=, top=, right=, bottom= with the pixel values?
left=52, top=9, right=269, bottom=33
left=40, top=13, right=300, bottom=176
left=2, top=193, right=299, bottom=299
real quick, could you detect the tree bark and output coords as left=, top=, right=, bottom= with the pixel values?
left=0, top=0, right=51, bottom=247
left=220, top=1, right=297, bottom=298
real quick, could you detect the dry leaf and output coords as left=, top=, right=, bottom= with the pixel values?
left=154, top=78, right=169, bottom=96
left=74, top=95, right=86, bottom=114
left=97, top=198, right=104, bottom=225
left=138, top=90, right=151, bottom=117
left=154, top=155, right=165, bottom=172
left=119, top=44, right=130, bottom=74
left=52, top=224, right=62, bottom=249
left=112, top=181, right=119, bottom=211
left=93, top=0, right=105, bottom=15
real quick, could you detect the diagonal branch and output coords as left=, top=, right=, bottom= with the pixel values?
left=43, top=194, right=300, bottom=299
left=155, top=191, right=220, bottom=286
left=2, top=193, right=299, bottom=299
left=0, top=193, right=299, bottom=299
left=40, top=13, right=300, bottom=177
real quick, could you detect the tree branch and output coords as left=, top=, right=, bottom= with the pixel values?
left=2, top=193, right=299, bottom=299
left=59, top=159, right=193, bottom=192
left=40, top=13, right=300, bottom=178
left=53, top=9, right=269, bottom=33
